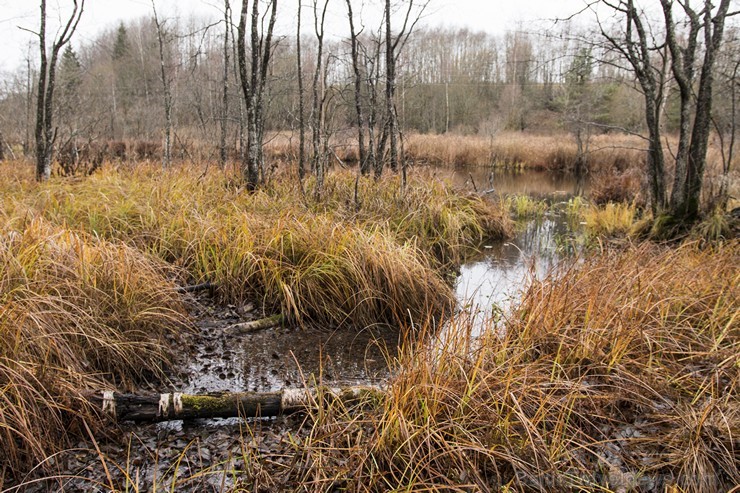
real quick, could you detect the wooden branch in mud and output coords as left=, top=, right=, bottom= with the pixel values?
left=227, top=314, right=284, bottom=334
left=176, top=281, right=215, bottom=294
left=88, top=387, right=381, bottom=422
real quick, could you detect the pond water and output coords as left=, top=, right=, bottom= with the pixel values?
left=176, top=166, right=588, bottom=396
left=442, top=166, right=589, bottom=198
left=447, top=166, right=586, bottom=326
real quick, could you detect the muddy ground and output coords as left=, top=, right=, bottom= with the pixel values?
left=14, top=291, right=399, bottom=492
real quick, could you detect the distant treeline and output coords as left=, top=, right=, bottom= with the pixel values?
left=0, top=17, right=736, bottom=155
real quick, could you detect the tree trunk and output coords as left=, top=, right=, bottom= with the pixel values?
left=227, top=314, right=284, bottom=334
left=683, top=0, right=731, bottom=221
left=88, top=387, right=380, bottom=422
left=35, top=0, right=51, bottom=181
left=346, top=0, right=368, bottom=176
left=385, top=0, right=398, bottom=173
left=219, top=0, right=231, bottom=170
left=296, top=0, right=307, bottom=181
left=237, top=0, right=277, bottom=191
left=295, top=27, right=306, bottom=181
left=645, top=97, right=667, bottom=215
left=662, top=0, right=699, bottom=217
left=34, top=0, right=84, bottom=182
left=152, top=0, right=172, bottom=169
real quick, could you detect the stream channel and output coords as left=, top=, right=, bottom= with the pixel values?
left=30, top=168, right=588, bottom=492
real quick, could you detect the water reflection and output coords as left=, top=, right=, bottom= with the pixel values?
left=450, top=166, right=586, bottom=328
left=432, top=165, right=589, bottom=198
left=456, top=218, right=567, bottom=323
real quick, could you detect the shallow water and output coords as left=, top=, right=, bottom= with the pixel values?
left=450, top=166, right=585, bottom=326
left=455, top=216, right=570, bottom=326
left=438, top=165, right=589, bottom=198
left=176, top=166, right=587, bottom=395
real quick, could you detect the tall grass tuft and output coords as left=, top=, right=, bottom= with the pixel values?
left=583, top=201, right=639, bottom=237
left=273, top=242, right=738, bottom=492
left=0, top=219, right=189, bottom=481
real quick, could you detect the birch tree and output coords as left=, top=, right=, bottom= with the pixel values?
left=31, top=0, right=85, bottom=181
left=237, top=0, right=278, bottom=190
left=152, top=0, right=174, bottom=168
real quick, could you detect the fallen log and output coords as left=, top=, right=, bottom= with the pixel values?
left=88, top=386, right=380, bottom=422
left=227, top=314, right=284, bottom=334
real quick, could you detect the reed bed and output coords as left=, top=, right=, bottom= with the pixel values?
left=260, top=241, right=739, bottom=492
left=0, top=219, right=188, bottom=483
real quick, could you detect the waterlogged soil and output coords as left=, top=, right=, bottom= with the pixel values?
left=174, top=292, right=397, bottom=394
left=18, top=292, right=399, bottom=493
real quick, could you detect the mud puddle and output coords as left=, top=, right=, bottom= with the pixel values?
left=174, top=292, right=397, bottom=394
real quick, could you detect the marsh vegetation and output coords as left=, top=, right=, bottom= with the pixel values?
left=1, top=0, right=739, bottom=491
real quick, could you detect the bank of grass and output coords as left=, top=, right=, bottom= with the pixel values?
left=1, top=163, right=511, bottom=327
left=0, top=219, right=189, bottom=483
left=403, top=132, right=647, bottom=172
left=263, top=241, right=738, bottom=492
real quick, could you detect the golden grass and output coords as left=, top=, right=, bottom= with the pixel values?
left=1, top=162, right=511, bottom=327
left=0, top=219, right=188, bottom=483
left=403, top=132, right=647, bottom=172
left=583, top=201, right=640, bottom=238
left=267, top=241, right=739, bottom=492
left=0, top=159, right=511, bottom=485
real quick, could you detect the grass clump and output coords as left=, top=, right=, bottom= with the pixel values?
left=266, top=241, right=738, bottom=492
left=2, top=164, right=510, bottom=327
left=505, top=194, right=549, bottom=219
left=583, top=201, right=639, bottom=238
left=0, top=219, right=188, bottom=482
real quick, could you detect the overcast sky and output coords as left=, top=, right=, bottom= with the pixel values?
left=0, top=0, right=592, bottom=74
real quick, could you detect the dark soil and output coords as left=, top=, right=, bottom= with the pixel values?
left=14, top=291, right=399, bottom=492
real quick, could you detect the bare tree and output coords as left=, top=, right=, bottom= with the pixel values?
left=30, top=0, right=85, bottom=181
left=346, top=0, right=369, bottom=175
left=237, top=0, right=278, bottom=190
left=219, top=0, right=233, bottom=169
left=312, top=0, right=330, bottom=198
left=596, top=0, right=669, bottom=214
left=376, top=0, right=428, bottom=180
left=152, top=0, right=174, bottom=168
left=712, top=30, right=739, bottom=210
left=297, top=0, right=307, bottom=181
left=596, top=0, right=735, bottom=221
left=673, top=0, right=733, bottom=220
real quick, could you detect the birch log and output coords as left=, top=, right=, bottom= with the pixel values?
left=88, top=386, right=380, bottom=422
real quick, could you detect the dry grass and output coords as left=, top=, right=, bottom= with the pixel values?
left=0, top=219, right=188, bottom=483
left=1, top=163, right=510, bottom=327
left=403, top=132, right=647, bottom=173
left=0, top=159, right=511, bottom=486
left=264, top=241, right=739, bottom=492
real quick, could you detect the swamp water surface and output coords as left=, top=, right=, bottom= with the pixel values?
left=35, top=168, right=587, bottom=492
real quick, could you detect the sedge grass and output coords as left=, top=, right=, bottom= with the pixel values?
left=0, top=160, right=510, bottom=483
left=257, top=241, right=739, bottom=492
left=0, top=219, right=189, bottom=483
left=1, top=163, right=511, bottom=327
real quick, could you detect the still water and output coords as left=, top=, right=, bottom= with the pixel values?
left=447, top=167, right=586, bottom=326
